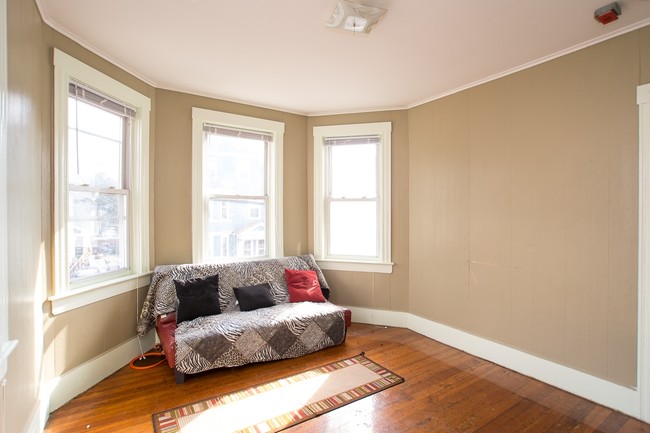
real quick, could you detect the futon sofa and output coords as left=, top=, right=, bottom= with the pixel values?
left=137, top=254, right=350, bottom=383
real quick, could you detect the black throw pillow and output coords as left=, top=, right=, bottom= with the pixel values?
left=233, top=283, right=275, bottom=311
left=174, top=274, right=221, bottom=324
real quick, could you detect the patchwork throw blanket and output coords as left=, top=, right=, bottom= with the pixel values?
left=174, top=302, right=345, bottom=374
left=137, top=255, right=346, bottom=375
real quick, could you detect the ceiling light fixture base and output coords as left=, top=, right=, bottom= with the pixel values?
left=326, top=0, right=387, bottom=34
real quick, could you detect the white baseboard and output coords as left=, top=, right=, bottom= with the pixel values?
left=345, top=306, right=643, bottom=421
left=47, top=331, right=155, bottom=414
left=345, top=306, right=407, bottom=328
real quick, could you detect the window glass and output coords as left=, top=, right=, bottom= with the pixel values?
left=68, top=191, right=127, bottom=281
left=192, top=108, right=283, bottom=264
left=208, top=198, right=266, bottom=259
left=205, top=132, right=266, bottom=196
left=204, top=124, right=269, bottom=261
left=204, top=125, right=272, bottom=260
left=68, top=98, right=124, bottom=189
left=65, top=83, right=132, bottom=284
left=329, top=200, right=377, bottom=257
left=327, top=141, right=379, bottom=258
left=329, top=143, right=377, bottom=198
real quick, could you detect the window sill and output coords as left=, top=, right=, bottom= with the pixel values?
left=316, top=259, right=393, bottom=274
left=49, top=272, right=152, bottom=315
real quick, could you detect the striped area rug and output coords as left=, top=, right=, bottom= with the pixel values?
left=152, top=353, right=404, bottom=433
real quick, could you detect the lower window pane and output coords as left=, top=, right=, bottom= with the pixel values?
left=68, top=191, right=128, bottom=282
left=329, top=201, right=377, bottom=257
left=208, top=199, right=266, bottom=259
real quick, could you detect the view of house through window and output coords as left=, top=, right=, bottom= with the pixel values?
left=67, top=82, right=132, bottom=282
left=204, top=124, right=269, bottom=260
left=192, top=108, right=283, bottom=264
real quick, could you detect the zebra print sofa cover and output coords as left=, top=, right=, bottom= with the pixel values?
left=137, top=254, right=348, bottom=382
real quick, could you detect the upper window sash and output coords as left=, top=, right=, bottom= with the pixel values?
left=326, top=137, right=379, bottom=200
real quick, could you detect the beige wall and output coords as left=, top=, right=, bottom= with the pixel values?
left=6, top=1, right=49, bottom=431
left=641, top=26, right=650, bottom=84
left=307, top=111, right=410, bottom=311
left=408, top=29, right=649, bottom=387
left=154, top=90, right=309, bottom=265
left=6, top=2, right=156, bottom=432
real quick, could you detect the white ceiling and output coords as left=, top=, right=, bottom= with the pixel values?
left=37, top=0, right=650, bottom=116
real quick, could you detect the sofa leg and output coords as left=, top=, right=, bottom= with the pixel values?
left=174, top=369, right=185, bottom=384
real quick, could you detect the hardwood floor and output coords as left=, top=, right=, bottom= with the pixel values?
left=45, top=324, right=650, bottom=433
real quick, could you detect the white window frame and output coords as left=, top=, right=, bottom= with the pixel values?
left=313, top=122, right=392, bottom=273
left=50, top=49, right=151, bottom=315
left=191, top=107, right=284, bottom=263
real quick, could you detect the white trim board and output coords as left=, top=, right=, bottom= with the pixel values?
left=46, top=331, right=155, bottom=415
left=637, top=82, right=650, bottom=422
left=49, top=273, right=152, bottom=316
left=345, top=306, right=643, bottom=421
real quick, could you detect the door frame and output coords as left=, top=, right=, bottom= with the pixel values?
left=637, top=82, right=650, bottom=422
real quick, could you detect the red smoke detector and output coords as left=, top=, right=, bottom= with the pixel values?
left=594, top=2, right=621, bottom=25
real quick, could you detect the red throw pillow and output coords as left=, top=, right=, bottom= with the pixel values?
left=285, top=269, right=326, bottom=303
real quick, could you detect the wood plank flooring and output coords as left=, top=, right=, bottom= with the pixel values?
left=44, top=324, right=650, bottom=432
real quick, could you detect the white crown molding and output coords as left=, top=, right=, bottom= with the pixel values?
left=305, top=104, right=408, bottom=118
left=34, top=0, right=158, bottom=89
left=408, top=17, right=650, bottom=110
left=158, top=84, right=310, bottom=116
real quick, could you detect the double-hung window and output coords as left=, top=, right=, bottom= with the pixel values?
left=313, top=122, right=392, bottom=273
left=192, top=108, right=283, bottom=263
left=52, top=49, right=151, bottom=314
